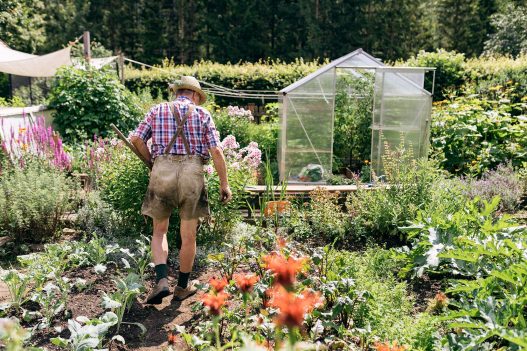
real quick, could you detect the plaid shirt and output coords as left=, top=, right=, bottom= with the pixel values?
left=132, top=96, right=220, bottom=159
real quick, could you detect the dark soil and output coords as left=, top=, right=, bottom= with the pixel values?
left=21, top=264, right=216, bottom=351
left=409, top=274, right=443, bottom=313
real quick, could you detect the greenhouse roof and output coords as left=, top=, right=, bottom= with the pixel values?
left=281, top=49, right=384, bottom=94
left=281, top=48, right=435, bottom=96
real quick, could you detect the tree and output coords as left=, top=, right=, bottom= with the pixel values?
left=0, top=0, right=47, bottom=53
left=484, top=3, right=527, bottom=57
left=434, top=0, right=498, bottom=57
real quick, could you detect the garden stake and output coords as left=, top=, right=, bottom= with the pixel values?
left=110, top=123, right=152, bottom=170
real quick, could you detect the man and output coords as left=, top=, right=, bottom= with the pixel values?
left=130, top=76, right=232, bottom=304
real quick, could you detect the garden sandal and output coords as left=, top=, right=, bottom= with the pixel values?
left=173, top=279, right=199, bottom=301
left=146, top=278, right=170, bottom=304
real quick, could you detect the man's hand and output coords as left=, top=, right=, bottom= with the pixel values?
left=209, top=146, right=231, bottom=205
left=220, top=185, right=232, bottom=204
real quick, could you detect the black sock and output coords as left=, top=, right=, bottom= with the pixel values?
left=177, top=271, right=191, bottom=288
left=155, top=264, right=168, bottom=283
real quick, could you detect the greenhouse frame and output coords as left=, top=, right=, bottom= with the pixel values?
left=278, top=48, right=435, bottom=183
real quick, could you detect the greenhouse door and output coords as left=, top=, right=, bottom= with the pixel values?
left=370, top=67, right=432, bottom=178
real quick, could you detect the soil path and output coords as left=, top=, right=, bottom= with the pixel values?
left=124, top=270, right=215, bottom=351
left=0, top=280, right=10, bottom=305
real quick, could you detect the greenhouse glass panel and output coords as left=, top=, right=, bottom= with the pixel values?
left=279, top=69, right=335, bottom=182
left=370, top=68, right=432, bottom=177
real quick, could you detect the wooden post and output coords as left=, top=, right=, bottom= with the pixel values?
left=28, top=77, right=33, bottom=106
left=118, top=53, right=125, bottom=84
left=8, top=74, right=12, bottom=99
left=83, top=31, right=91, bottom=65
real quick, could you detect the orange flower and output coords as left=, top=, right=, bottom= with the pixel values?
left=373, top=341, right=407, bottom=351
left=263, top=253, right=306, bottom=287
left=201, top=291, right=229, bottom=315
left=167, top=332, right=178, bottom=345
left=267, top=285, right=322, bottom=328
left=233, top=273, right=259, bottom=293
left=434, top=291, right=448, bottom=308
left=209, top=276, right=229, bottom=293
left=263, top=200, right=291, bottom=217
left=276, top=236, right=287, bottom=250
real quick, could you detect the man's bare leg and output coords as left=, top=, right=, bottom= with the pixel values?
left=176, top=218, right=198, bottom=289
left=152, top=217, right=170, bottom=265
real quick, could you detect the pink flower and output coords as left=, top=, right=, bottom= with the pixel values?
left=221, top=135, right=239, bottom=150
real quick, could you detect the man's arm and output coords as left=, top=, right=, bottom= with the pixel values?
left=130, top=136, right=153, bottom=168
left=209, top=146, right=232, bottom=204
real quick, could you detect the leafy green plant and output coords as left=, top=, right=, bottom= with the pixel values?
left=404, top=196, right=527, bottom=349
left=0, top=318, right=43, bottom=351
left=0, top=271, right=31, bottom=310
left=48, top=66, right=141, bottom=142
left=31, top=281, right=69, bottom=328
left=119, top=236, right=153, bottom=280
left=51, top=312, right=118, bottom=351
left=76, top=191, right=128, bottom=237
left=304, top=188, right=347, bottom=242
left=0, top=162, right=78, bottom=243
left=101, top=273, right=144, bottom=334
left=430, top=93, right=527, bottom=176
left=401, top=197, right=520, bottom=278
left=333, top=72, right=374, bottom=172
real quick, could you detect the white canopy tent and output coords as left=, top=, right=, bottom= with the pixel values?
left=0, top=40, right=72, bottom=77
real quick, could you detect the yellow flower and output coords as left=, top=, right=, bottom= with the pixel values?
left=364, top=160, right=370, bottom=165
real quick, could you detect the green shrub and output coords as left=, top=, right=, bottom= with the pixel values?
left=48, top=66, right=141, bottom=142
left=461, top=164, right=524, bottom=212
left=0, top=162, right=79, bottom=242
left=346, top=147, right=441, bottom=242
left=464, top=55, right=527, bottom=103
left=430, top=94, right=527, bottom=176
left=304, top=188, right=347, bottom=242
left=0, top=96, right=25, bottom=107
left=76, top=191, right=128, bottom=237
left=97, top=144, right=151, bottom=232
left=405, top=50, right=466, bottom=100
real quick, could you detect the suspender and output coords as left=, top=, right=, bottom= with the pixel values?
left=164, top=103, right=195, bottom=155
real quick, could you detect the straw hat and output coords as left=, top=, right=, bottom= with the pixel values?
left=169, top=76, right=207, bottom=105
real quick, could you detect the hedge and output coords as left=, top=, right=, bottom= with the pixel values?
left=124, top=59, right=322, bottom=106
left=125, top=53, right=527, bottom=106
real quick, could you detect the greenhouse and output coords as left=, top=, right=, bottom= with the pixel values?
left=278, top=48, right=435, bottom=183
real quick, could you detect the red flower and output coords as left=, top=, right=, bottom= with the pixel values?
left=267, top=285, right=322, bottom=328
left=209, top=276, right=229, bottom=293
left=233, top=273, right=259, bottom=293
left=263, top=253, right=306, bottom=287
left=201, top=292, right=230, bottom=315
left=167, top=332, right=178, bottom=345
